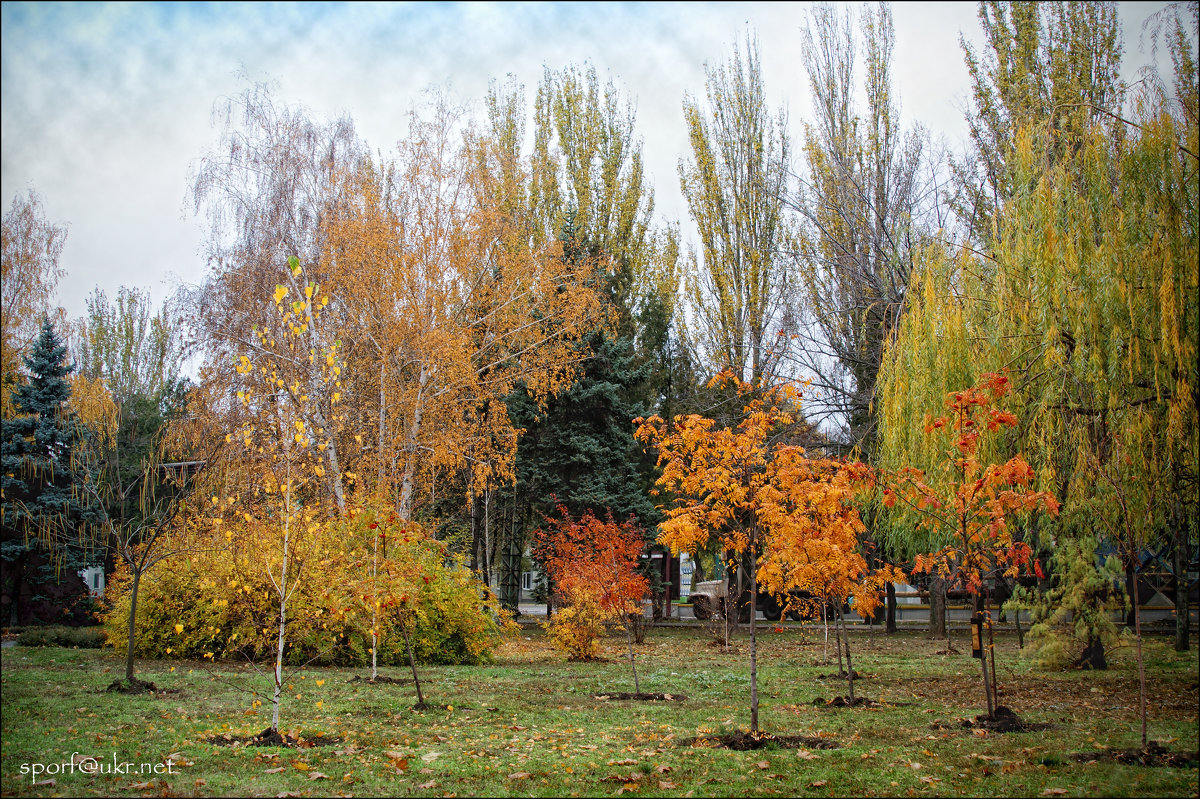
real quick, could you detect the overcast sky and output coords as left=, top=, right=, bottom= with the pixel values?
left=0, top=1, right=1183, bottom=325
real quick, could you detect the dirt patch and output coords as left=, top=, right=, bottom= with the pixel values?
left=815, top=670, right=863, bottom=680
left=347, top=675, right=411, bottom=685
left=931, top=705, right=1052, bottom=733
left=683, top=731, right=841, bottom=751
left=593, top=692, right=687, bottom=701
left=207, top=727, right=342, bottom=748
left=1071, top=743, right=1198, bottom=768
left=105, top=678, right=180, bottom=695
left=811, top=696, right=882, bottom=708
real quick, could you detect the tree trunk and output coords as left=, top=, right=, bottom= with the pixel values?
left=885, top=581, right=898, bottom=634
left=402, top=622, right=425, bottom=708
left=833, top=602, right=844, bottom=676
left=1125, top=558, right=1138, bottom=629
left=749, top=543, right=758, bottom=734
left=1132, top=559, right=1148, bottom=749
left=626, top=624, right=640, bottom=695
left=929, top=577, right=947, bottom=639
left=1172, top=520, right=1190, bottom=652
left=838, top=606, right=855, bottom=703
left=124, top=568, right=142, bottom=685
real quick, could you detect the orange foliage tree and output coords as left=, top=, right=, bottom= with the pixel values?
left=884, top=372, right=1059, bottom=717
left=758, top=458, right=903, bottom=704
left=534, top=507, right=648, bottom=689
left=637, top=373, right=891, bottom=733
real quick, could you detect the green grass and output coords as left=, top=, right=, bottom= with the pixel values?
left=1, top=626, right=1196, bottom=797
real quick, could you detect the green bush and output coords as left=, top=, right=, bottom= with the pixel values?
left=17, top=625, right=106, bottom=648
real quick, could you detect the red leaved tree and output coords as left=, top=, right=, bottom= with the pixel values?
left=534, top=507, right=649, bottom=690
left=885, top=372, right=1059, bottom=718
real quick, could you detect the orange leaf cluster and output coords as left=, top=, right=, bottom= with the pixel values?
left=635, top=372, right=902, bottom=615
left=891, top=372, right=1059, bottom=593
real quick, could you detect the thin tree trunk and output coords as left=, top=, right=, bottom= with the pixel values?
left=626, top=624, right=640, bottom=695
left=1173, top=519, right=1190, bottom=652
left=833, top=601, right=845, bottom=676
left=821, top=601, right=830, bottom=665
left=1132, top=560, right=1148, bottom=749
left=986, top=593, right=999, bottom=711
left=397, top=363, right=429, bottom=519
left=929, top=577, right=947, bottom=639
left=124, top=568, right=142, bottom=684
left=885, top=581, right=898, bottom=634
left=838, top=606, right=855, bottom=703
left=401, top=622, right=425, bottom=708
left=749, top=542, right=758, bottom=734
left=272, top=534, right=289, bottom=732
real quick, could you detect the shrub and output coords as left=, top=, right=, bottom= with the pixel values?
left=100, top=517, right=510, bottom=667
left=17, top=625, right=106, bottom=648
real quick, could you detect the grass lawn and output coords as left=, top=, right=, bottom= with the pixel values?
left=1, top=625, right=1196, bottom=797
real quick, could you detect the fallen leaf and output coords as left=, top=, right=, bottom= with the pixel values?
left=418, top=779, right=436, bottom=789
left=1041, top=790, right=1069, bottom=797
left=421, top=751, right=441, bottom=762
left=291, top=762, right=311, bottom=771
left=508, top=772, right=531, bottom=780
left=756, top=761, right=770, bottom=770
left=811, top=780, right=828, bottom=787
left=308, top=772, right=329, bottom=781
left=31, top=780, right=55, bottom=788
left=265, top=766, right=285, bottom=774
left=123, top=783, right=153, bottom=791
left=655, top=764, right=672, bottom=774
left=608, top=758, right=638, bottom=766
left=659, top=780, right=678, bottom=789
left=796, top=749, right=818, bottom=760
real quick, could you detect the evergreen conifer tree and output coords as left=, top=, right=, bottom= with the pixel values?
left=1, top=318, right=105, bottom=625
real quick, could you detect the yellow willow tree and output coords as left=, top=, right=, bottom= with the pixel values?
left=878, top=9, right=1197, bottom=685
left=636, top=373, right=883, bottom=735
left=224, top=255, right=349, bottom=734
left=321, top=94, right=604, bottom=528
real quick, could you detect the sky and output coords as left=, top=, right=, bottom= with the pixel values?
left=0, top=1, right=1185, bottom=326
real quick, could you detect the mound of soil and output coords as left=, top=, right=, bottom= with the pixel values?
left=208, top=727, right=342, bottom=748
left=811, top=696, right=880, bottom=707
left=683, top=731, right=841, bottom=751
left=106, top=678, right=158, bottom=694
left=593, top=692, right=687, bottom=702
left=932, top=706, right=1051, bottom=733
left=347, top=675, right=411, bottom=685
left=1071, top=742, right=1198, bottom=768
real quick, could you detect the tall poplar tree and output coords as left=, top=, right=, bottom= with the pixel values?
left=679, top=34, right=793, bottom=387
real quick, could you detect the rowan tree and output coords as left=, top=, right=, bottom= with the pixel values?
left=758, top=457, right=903, bottom=703
left=534, top=506, right=648, bottom=688
left=885, top=372, right=1059, bottom=717
left=637, top=372, right=884, bottom=734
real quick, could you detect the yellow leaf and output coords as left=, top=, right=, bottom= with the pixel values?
left=274, top=284, right=288, bottom=304
left=174, top=624, right=184, bottom=635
